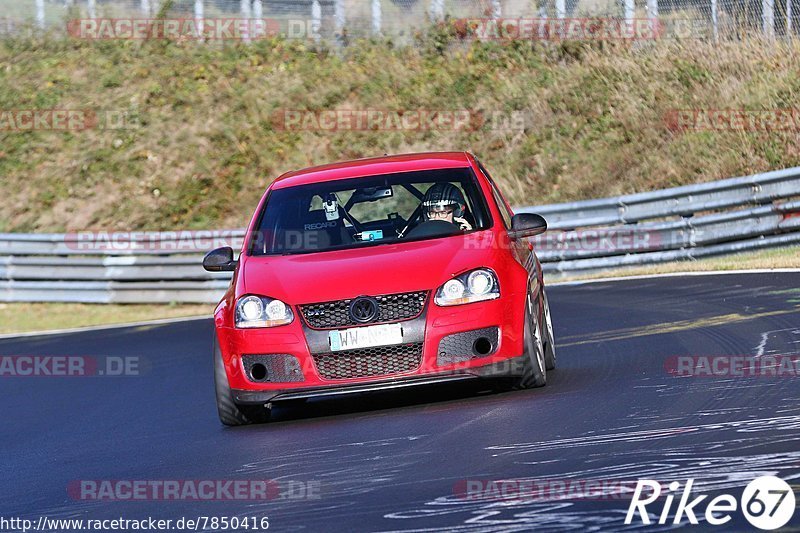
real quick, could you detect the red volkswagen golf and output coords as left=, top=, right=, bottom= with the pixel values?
left=204, top=152, right=556, bottom=425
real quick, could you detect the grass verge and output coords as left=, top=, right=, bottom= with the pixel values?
left=2, top=31, right=800, bottom=231
left=551, top=245, right=800, bottom=282
left=0, top=303, right=210, bottom=335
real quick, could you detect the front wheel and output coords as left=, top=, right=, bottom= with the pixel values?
left=516, top=294, right=547, bottom=389
left=214, top=333, right=271, bottom=426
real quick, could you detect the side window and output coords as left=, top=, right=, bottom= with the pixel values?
left=477, top=162, right=514, bottom=229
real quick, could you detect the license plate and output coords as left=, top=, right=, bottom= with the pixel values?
left=328, top=323, right=403, bottom=352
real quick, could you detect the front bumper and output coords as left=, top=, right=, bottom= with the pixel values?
left=232, top=355, right=527, bottom=404
left=217, top=293, right=527, bottom=396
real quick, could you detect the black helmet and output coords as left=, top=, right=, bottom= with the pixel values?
left=422, top=182, right=466, bottom=218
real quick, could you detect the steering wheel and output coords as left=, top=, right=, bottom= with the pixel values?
left=404, top=220, right=462, bottom=239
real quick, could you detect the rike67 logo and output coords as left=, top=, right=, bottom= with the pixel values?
left=625, top=476, right=796, bottom=530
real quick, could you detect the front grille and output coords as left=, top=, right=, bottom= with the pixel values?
left=313, top=342, right=423, bottom=380
left=300, top=291, right=427, bottom=329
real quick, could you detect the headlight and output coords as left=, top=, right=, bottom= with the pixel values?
left=434, top=268, right=500, bottom=306
left=442, top=279, right=466, bottom=300
left=467, top=269, right=494, bottom=295
left=235, top=295, right=294, bottom=328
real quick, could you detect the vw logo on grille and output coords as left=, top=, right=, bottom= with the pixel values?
left=349, top=296, right=379, bottom=323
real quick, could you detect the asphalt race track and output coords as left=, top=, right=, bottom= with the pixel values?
left=2, top=272, right=799, bottom=532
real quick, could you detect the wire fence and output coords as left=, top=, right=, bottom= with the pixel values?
left=0, top=0, right=795, bottom=42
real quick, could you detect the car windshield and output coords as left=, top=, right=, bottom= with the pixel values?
left=249, top=168, right=491, bottom=255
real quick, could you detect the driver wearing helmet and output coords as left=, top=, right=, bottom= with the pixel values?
left=422, top=182, right=473, bottom=231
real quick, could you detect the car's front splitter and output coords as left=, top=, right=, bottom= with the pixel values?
left=231, top=354, right=527, bottom=405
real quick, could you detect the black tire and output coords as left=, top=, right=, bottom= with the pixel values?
left=517, top=294, right=547, bottom=389
left=214, top=334, right=271, bottom=426
left=542, top=290, right=557, bottom=371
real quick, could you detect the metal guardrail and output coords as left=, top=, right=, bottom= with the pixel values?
left=0, top=230, right=246, bottom=256
left=534, top=200, right=800, bottom=261
left=0, top=280, right=230, bottom=304
left=1, top=166, right=799, bottom=303
left=517, top=166, right=800, bottom=229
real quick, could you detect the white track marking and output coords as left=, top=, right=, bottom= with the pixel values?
left=754, top=327, right=800, bottom=357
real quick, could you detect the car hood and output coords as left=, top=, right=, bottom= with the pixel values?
left=241, top=231, right=499, bottom=304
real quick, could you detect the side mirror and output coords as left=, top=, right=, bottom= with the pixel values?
left=203, top=247, right=237, bottom=272
left=508, top=213, right=547, bottom=240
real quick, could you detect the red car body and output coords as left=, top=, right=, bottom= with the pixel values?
left=207, top=152, right=555, bottom=425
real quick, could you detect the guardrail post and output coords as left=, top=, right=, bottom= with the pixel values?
left=311, top=0, right=321, bottom=41
left=254, top=0, right=264, bottom=40
left=555, top=0, right=566, bottom=19
left=36, top=0, right=45, bottom=28
left=763, top=0, right=775, bottom=37
left=491, top=0, right=502, bottom=18
left=372, top=0, right=381, bottom=35
left=711, top=0, right=719, bottom=40
left=624, top=0, right=635, bottom=28
left=194, top=0, right=204, bottom=38
left=429, top=0, right=444, bottom=21
left=240, top=0, right=251, bottom=42
left=646, top=0, right=658, bottom=36
left=335, top=0, right=345, bottom=35
left=538, top=3, right=548, bottom=39
left=430, top=0, right=444, bottom=22
left=787, top=0, right=792, bottom=35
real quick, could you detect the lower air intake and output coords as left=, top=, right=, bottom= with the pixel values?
left=313, top=343, right=423, bottom=380
left=241, top=354, right=305, bottom=383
